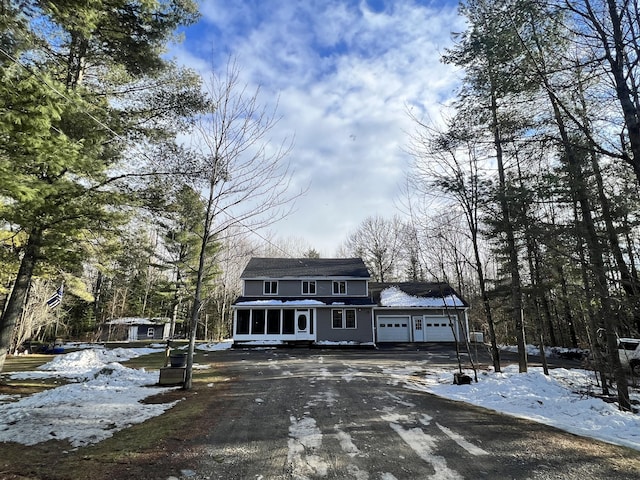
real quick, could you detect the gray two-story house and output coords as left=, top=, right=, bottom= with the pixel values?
left=232, top=257, right=471, bottom=346
left=232, top=257, right=377, bottom=346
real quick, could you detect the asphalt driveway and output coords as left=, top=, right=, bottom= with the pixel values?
left=182, top=346, right=638, bottom=479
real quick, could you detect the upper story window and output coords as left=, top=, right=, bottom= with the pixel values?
left=332, top=281, right=346, bottom=295
left=302, top=280, right=316, bottom=295
left=264, top=281, right=278, bottom=295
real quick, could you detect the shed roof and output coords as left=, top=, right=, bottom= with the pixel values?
left=106, top=317, right=169, bottom=325
left=241, top=257, right=371, bottom=279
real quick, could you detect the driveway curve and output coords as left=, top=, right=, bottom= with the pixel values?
left=182, top=347, right=640, bottom=480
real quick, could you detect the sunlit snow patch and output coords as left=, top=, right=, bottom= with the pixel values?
left=0, top=348, right=179, bottom=447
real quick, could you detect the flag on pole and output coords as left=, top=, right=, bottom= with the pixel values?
left=47, top=284, right=64, bottom=308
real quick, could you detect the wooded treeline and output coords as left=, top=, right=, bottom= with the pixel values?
left=0, top=0, right=296, bottom=379
left=401, top=0, right=640, bottom=410
left=340, top=0, right=640, bottom=410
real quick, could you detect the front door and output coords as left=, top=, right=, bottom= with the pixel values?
left=295, top=309, right=314, bottom=340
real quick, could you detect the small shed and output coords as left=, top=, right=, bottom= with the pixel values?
left=105, top=317, right=171, bottom=341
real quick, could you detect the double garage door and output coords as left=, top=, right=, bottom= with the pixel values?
left=376, top=315, right=456, bottom=342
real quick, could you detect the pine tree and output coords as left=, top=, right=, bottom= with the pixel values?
left=0, top=0, right=203, bottom=370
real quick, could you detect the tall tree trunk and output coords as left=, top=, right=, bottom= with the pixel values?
left=574, top=73, right=640, bottom=330
left=557, top=264, right=578, bottom=348
left=573, top=201, right=609, bottom=395
left=624, top=223, right=640, bottom=332
left=93, top=270, right=103, bottom=324
left=472, top=234, right=501, bottom=372
left=525, top=237, right=548, bottom=350
left=521, top=17, right=631, bottom=406
left=65, top=32, right=88, bottom=89
left=547, top=91, right=631, bottom=409
left=0, top=228, right=42, bottom=371
left=588, top=149, right=640, bottom=328
left=601, top=0, right=640, bottom=184
left=184, top=181, right=217, bottom=390
left=489, top=85, right=527, bottom=372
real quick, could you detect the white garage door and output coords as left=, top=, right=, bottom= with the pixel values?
left=376, top=316, right=411, bottom=342
left=424, top=317, right=456, bottom=342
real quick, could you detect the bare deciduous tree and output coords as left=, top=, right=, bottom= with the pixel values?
left=405, top=118, right=502, bottom=372
left=343, top=215, right=406, bottom=282
left=181, top=59, right=300, bottom=389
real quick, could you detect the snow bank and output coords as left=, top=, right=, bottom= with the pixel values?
left=0, top=347, right=178, bottom=447
left=407, top=365, right=640, bottom=451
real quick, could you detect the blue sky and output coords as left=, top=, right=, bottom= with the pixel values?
left=171, top=0, right=463, bottom=256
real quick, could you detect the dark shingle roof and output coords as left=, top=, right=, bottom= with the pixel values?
left=241, top=257, right=371, bottom=279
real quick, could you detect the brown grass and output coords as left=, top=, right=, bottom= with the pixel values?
left=0, top=346, right=224, bottom=480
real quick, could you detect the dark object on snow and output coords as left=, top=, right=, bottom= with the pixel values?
left=453, top=373, right=472, bottom=385
left=169, top=353, right=187, bottom=368
left=45, top=339, right=65, bottom=354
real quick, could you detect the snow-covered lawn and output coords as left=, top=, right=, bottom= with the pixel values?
left=1, top=340, right=639, bottom=452
left=403, top=365, right=640, bottom=451
left=0, top=345, right=181, bottom=447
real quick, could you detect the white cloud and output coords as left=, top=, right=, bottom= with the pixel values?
left=174, top=0, right=463, bottom=255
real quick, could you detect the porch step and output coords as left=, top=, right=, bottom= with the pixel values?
left=284, top=340, right=314, bottom=348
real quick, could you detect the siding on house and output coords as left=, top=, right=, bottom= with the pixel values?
left=232, top=258, right=470, bottom=346
left=243, top=279, right=369, bottom=297
left=233, top=257, right=375, bottom=345
left=316, top=308, right=373, bottom=343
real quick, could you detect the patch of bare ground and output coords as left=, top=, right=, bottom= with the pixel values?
left=0, top=362, right=230, bottom=480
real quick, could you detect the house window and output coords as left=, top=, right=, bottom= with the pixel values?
left=332, top=309, right=356, bottom=329
left=282, top=309, right=295, bottom=334
left=332, top=310, right=343, bottom=329
left=345, top=309, right=356, bottom=329
left=264, top=281, right=278, bottom=295
left=302, top=280, right=316, bottom=295
left=267, top=310, right=280, bottom=334
left=251, top=309, right=266, bottom=334
left=415, top=318, right=422, bottom=330
left=236, top=310, right=250, bottom=334
left=147, top=327, right=155, bottom=338
left=333, top=281, right=346, bottom=295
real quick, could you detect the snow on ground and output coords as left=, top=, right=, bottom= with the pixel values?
left=0, top=345, right=179, bottom=447
left=197, top=340, right=234, bottom=352
left=396, top=364, right=640, bottom=451
left=2, top=340, right=640, bottom=452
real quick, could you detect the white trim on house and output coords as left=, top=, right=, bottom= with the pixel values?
left=233, top=306, right=318, bottom=343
